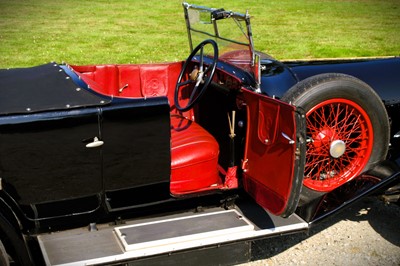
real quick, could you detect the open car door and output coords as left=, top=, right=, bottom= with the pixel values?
left=242, top=89, right=306, bottom=217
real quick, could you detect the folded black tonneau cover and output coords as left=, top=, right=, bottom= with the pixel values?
left=0, top=63, right=108, bottom=115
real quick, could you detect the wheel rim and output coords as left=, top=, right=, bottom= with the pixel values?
left=304, top=98, right=374, bottom=192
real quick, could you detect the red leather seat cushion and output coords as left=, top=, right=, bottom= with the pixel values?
left=170, top=115, right=220, bottom=194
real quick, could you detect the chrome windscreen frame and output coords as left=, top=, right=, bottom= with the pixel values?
left=182, top=2, right=261, bottom=90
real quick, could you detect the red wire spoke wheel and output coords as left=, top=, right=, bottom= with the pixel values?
left=304, top=98, right=373, bottom=191
left=282, top=73, right=389, bottom=193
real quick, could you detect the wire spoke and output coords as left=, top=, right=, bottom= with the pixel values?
left=304, top=98, right=372, bottom=191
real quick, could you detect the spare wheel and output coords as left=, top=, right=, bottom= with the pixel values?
left=281, top=73, right=390, bottom=192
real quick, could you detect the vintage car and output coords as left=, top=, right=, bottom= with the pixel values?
left=0, top=2, right=399, bottom=265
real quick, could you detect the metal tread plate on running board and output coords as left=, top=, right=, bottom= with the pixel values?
left=37, top=206, right=308, bottom=265
left=114, top=209, right=254, bottom=252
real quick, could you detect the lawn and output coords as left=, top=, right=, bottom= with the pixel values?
left=0, top=0, right=399, bottom=68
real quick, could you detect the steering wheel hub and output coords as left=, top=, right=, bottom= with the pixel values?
left=189, top=68, right=200, bottom=81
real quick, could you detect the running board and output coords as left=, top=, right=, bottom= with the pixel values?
left=37, top=207, right=308, bottom=265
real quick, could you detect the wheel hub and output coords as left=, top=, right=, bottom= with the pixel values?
left=329, top=139, right=346, bottom=158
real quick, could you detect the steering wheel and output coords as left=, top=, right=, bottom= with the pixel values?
left=175, top=39, right=218, bottom=112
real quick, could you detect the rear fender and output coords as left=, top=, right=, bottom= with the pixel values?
left=0, top=203, right=33, bottom=265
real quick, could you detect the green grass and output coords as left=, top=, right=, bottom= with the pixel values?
left=0, top=0, right=399, bottom=68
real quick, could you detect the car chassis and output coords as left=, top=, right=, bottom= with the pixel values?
left=0, top=3, right=399, bottom=265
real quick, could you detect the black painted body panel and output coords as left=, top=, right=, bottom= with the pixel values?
left=0, top=94, right=171, bottom=228
left=101, top=101, right=171, bottom=211
left=286, top=57, right=400, bottom=105
left=0, top=108, right=102, bottom=221
left=260, top=57, right=400, bottom=105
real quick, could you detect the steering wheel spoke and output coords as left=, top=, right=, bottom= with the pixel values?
left=177, top=79, right=195, bottom=88
left=189, top=85, right=199, bottom=102
left=174, top=40, right=219, bottom=112
left=199, top=47, right=204, bottom=72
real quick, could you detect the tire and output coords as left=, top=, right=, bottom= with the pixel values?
left=282, top=73, right=390, bottom=192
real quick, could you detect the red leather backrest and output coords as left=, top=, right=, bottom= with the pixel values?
left=72, top=62, right=182, bottom=106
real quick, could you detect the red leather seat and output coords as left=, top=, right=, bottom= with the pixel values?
left=170, top=115, right=221, bottom=195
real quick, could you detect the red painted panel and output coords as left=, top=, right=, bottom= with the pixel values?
left=242, top=90, right=297, bottom=216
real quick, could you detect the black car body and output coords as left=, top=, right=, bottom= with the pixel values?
left=0, top=3, right=398, bottom=265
